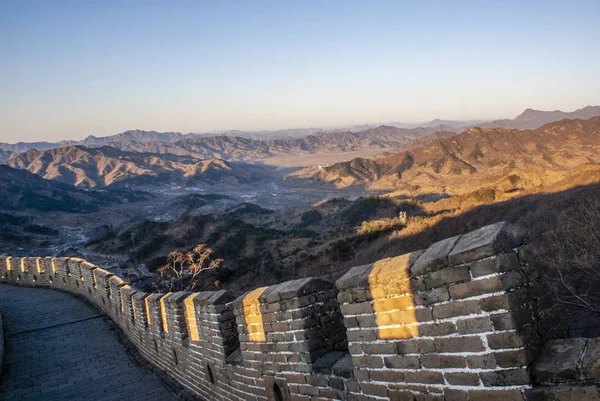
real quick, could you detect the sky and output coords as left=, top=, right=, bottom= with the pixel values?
left=1, top=0, right=599, bottom=143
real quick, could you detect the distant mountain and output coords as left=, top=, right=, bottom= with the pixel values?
left=2, top=146, right=274, bottom=188
left=97, top=125, right=453, bottom=162
left=479, top=106, right=600, bottom=130
left=0, top=125, right=451, bottom=159
left=0, top=165, right=146, bottom=212
left=293, top=116, right=600, bottom=194
left=0, top=149, right=12, bottom=161
left=0, top=128, right=325, bottom=153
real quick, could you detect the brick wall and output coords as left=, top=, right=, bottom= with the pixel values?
left=0, top=222, right=564, bottom=400
left=0, top=310, right=3, bottom=377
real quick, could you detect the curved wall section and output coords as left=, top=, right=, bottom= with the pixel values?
left=0, top=222, right=546, bottom=401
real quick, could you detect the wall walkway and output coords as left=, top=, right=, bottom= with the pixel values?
left=0, top=284, right=179, bottom=401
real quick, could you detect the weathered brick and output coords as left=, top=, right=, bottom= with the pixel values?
left=490, top=308, right=533, bottom=331
left=467, top=389, right=525, bottom=401
left=456, top=316, right=493, bottom=334
left=480, top=368, right=531, bottom=386
left=432, top=300, right=480, bottom=319
left=466, top=354, right=497, bottom=369
left=448, top=222, right=527, bottom=265
left=449, top=271, right=523, bottom=300
left=444, top=372, right=480, bottom=386
left=384, top=355, right=420, bottom=369
left=423, top=266, right=470, bottom=289
left=360, top=382, right=388, bottom=397
left=413, top=288, right=450, bottom=306
left=434, top=336, right=485, bottom=353
left=418, top=322, right=456, bottom=337
left=470, top=253, right=520, bottom=278
left=411, top=235, right=461, bottom=276
left=420, top=354, right=466, bottom=369
left=404, top=371, right=445, bottom=384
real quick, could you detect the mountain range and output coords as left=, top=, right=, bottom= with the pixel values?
left=2, top=106, right=597, bottom=159
left=294, top=116, right=600, bottom=195
left=1, top=146, right=274, bottom=188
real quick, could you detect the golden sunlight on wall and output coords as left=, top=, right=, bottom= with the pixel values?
left=368, top=253, right=417, bottom=340
left=184, top=294, right=201, bottom=342
left=243, top=287, right=267, bottom=342
left=160, top=293, right=171, bottom=334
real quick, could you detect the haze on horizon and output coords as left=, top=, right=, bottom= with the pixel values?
left=1, top=0, right=599, bottom=143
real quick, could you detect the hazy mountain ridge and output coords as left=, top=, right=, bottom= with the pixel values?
left=90, top=125, right=453, bottom=161
left=479, top=105, right=600, bottom=130
left=295, top=117, right=600, bottom=194
left=2, top=145, right=274, bottom=188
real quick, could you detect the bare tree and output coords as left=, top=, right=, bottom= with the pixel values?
left=543, top=197, right=600, bottom=314
left=157, top=244, right=223, bottom=292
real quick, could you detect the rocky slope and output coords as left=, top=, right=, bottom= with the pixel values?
left=2, top=146, right=274, bottom=188
left=293, top=117, right=600, bottom=195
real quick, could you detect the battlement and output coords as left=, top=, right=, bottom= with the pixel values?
left=0, top=222, right=566, bottom=400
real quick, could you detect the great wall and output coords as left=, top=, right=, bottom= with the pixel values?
left=1, top=221, right=599, bottom=400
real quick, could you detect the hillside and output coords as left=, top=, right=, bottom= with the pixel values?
left=2, top=146, right=274, bottom=188
left=0, top=165, right=145, bottom=212
left=480, top=105, right=600, bottom=130
left=294, top=117, right=600, bottom=195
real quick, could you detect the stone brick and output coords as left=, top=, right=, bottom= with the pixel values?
left=443, top=389, right=468, bottom=401
left=526, top=385, right=600, bottom=401
left=582, top=338, right=600, bottom=380
left=494, top=349, right=535, bottom=368
left=444, top=372, right=480, bottom=386
left=456, top=316, right=493, bottom=334
left=448, top=222, right=528, bottom=265
left=432, top=299, right=480, bottom=319
left=420, top=354, right=466, bottom=369
left=403, top=371, right=444, bottom=384
left=418, top=322, right=456, bottom=337
left=467, top=389, right=525, bottom=401
left=423, top=266, right=470, bottom=290
left=490, top=308, right=533, bottom=331
left=533, top=338, right=587, bottom=383
left=412, top=288, right=450, bottom=306
left=384, top=355, right=420, bottom=369
left=466, top=354, right=497, bottom=369
left=479, top=289, right=527, bottom=312
left=487, top=326, right=537, bottom=349
left=389, top=390, right=416, bottom=401
left=449, top=271, right=523, bottom=300
left=360, top=382, right=388, bottom=397
left=434, top=336, right=485, bottom=353
left=470, top=252, right=520, bottom=278
left=410, top=235, right=461, bottom=276
left=353, top=355, right=384, bottom=369
left=479, top=368, right=531, bottom=386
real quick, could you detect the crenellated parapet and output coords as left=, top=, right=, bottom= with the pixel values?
left=2, top=221, right=594, bottom=401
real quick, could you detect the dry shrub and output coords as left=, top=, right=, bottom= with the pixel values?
left=359, top=217, right=405, bottom=236
left=540, top=197, right=600, bottom=314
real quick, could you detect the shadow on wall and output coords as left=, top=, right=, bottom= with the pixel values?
left=0, top=221, right=577, bottom=401
left=336, top=221, right=543, bottom=399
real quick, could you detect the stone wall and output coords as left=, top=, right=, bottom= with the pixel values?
left=0, top=311, right=4, bottom=377
left=1, top=221, right=593, bottom=400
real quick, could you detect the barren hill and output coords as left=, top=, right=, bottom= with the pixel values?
left=2, top=146, right=274, bottom=188
left=293, top=117, right=600, bottom=195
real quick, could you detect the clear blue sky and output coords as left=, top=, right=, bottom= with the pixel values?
left=1, top=0, right=599, bottom=142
